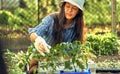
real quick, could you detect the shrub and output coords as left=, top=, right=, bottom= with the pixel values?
left=14, top=8, right=38, bottom=26
left=0, top=10, right=11, bottom=25
left=0, top=10, right=23, bottom=26
left=86, top=33, right=119, bottom=56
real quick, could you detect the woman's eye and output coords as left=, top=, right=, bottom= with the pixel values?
left=66, top=5, right=70, bottom=8
left=73, top=7, right=78, bottom=10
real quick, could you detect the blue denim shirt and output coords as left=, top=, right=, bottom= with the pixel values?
left=28, top=14, right=76, bottom=45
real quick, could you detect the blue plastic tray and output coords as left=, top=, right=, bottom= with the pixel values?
left=60, top=70, right=91, bottom=74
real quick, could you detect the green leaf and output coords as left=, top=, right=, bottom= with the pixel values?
left=76, top=60, right=85, bottom=71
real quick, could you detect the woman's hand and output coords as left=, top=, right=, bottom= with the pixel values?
left=34, top=36, right=51, bottom=56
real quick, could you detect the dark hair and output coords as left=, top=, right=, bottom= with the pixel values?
left=53, top=2, right=85, bottom=45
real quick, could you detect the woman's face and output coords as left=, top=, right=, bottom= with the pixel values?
left=64, top=2, right=79, bottom=20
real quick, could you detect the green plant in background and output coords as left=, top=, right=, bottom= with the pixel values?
left=0, top=10, right=14, bottom=25
left=14, top=8, right=38, bottom=26
left=0, top=10, right=23, bottom=26
left=4, top=50, right=28, bottom=74
left=1, top=0, right=120, bottom=28
left=86, top=33, right=120, bottom=56
left=84, top=0, right=111, bottom=26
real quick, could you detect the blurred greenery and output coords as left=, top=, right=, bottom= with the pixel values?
left=84, top=0, right=112, bottom=26
left=1, top=1, right=120, bottom=73
left=86, top=32, right=120, bottom=56
left=0, top=0, right=120, bottom=28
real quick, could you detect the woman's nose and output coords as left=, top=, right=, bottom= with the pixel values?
left=68, top=7, right=72, bottom=12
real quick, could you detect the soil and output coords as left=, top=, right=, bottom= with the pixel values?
left=95, top=55, right=120, bottom=74
left=95, top=55, right=120, bottom=62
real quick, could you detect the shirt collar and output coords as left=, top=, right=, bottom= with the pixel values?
left=65, top=20, right=75, bottom=29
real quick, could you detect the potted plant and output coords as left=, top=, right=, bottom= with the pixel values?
left=20, top=41, right=95, bottom=74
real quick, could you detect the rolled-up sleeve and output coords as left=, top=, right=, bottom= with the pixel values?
left=28, top=15, right=54, bottom=37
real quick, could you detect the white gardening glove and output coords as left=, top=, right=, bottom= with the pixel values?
left=34, top=36, right=51, bottom=56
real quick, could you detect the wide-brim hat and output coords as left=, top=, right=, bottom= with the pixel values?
left=59, top=0, right=85, bottom=11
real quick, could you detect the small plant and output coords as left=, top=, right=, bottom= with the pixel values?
left=27, top=41, right=95, bottom=73
left=4, top=41, right=95, bottom=73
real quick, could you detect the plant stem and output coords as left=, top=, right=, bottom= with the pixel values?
left=72, top=62, right=77, bottom=72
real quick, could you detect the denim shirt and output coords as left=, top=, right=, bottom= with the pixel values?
left=28, top=14, right=76, bottom=46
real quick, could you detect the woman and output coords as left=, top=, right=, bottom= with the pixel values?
left=28, top=0, right=85, bottom=73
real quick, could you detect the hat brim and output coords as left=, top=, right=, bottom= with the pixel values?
left=59, top=0, right=83, bottom=11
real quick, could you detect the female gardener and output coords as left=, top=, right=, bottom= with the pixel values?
left=28, top=0, right=85, bottom=73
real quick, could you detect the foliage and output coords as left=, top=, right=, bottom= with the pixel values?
left=0, top=10, right=23, bottom=26
left=4, top=48, right=120, bottom=74
left=4, top=50, right=27, bottom=74
left=14, top=8, right=38, bottom=26
left=84, top=0, right=112, bottom=26
left=0, top=10, right=20, bottom=25
left=38, top=0, right=59, bottom=21
left=86, top=32, right=120, bottom=56
left=0, top=9, right=37, bottom=28
left=27, top=41, right=95, bottom=72
left=1, top=0, right=120, bottom=27
left=20, top=0, right=38, bottom=26
left=5, top=41, right=94, bottom=73
left=0, top=0, right=38, bottom=27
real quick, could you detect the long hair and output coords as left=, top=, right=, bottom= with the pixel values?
left=74, top=9, right=85, bottom=43
left=53, top=2, right=85, bottom=45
